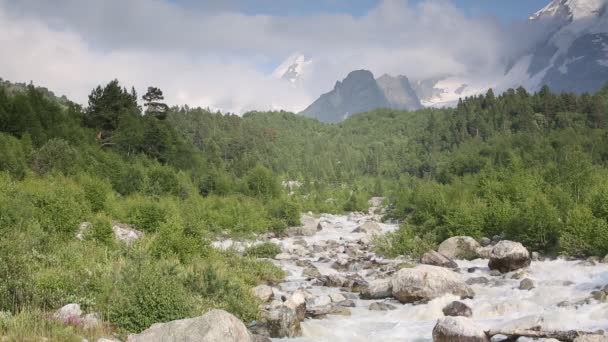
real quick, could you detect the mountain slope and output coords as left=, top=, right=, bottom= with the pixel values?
left=300, top=70, right=422, bottom=123
left=507, top=0, right=608, bottom=93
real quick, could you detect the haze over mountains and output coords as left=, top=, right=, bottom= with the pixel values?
left=271, top=0, right=608, bottom=122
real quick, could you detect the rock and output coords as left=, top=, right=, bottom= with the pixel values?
left=369, top=302, right=397, bottom=311
left=480, top=237, right=492, bottom=247
left=316, top=222, right=325, bottom=231
left=438, top=236, right=481, bottom=260
left=284, top=290, right=307, bottom=321
left=591, top=290, right=607, bottom=302
left=360, top=279, right=393, bottom=299
left=112, top=222, right=142, bottom=245
left=76, top=222, right=91, bottom=240
left=337, top=299, right=356, bottom=307
left=250, top=334, right=272, bottom=342
left=53, top=304, right=82, bottom=323
left=306, top=305, right=351, bottom=318
left=519, top=278, right=535, bottom=291
left=603, top=255, right=608, bottom=263
left=391, top=265, right=474, bottom=304
left=252, top=285, right=274, bottom=303
left=285, top=226, right=317, bottom=237
left=274, top=253, right=293, bottom=260
left=574, top=335, right=608, bottom=342
left=97, top=339, right=120, bottom=342
left=421, top=250, right=458, bottom=268
left=329, top=293, right=346, bottom=303
left=127, top=309, right=252, bottom=342
left=476, top=246, right=494, bottom=259
left=263, top=306, right=301, bottom=338
left=82, top=313, right=101, bottom=330
left=492, top=235, right=502, bottom=244
left=432, top=316, right=489, bottom=342
left=292, top=239, right=308, bottom=247
left=489, top=270, right=502, bottom=277
left=352, top=221, right=382, bottom=235
left=306, top=295, right=332, bottom=308
left=488, top=241, right=531, bottom=273
left=577, top=260, right=597, bottom=267
left=302, top=265, right=322, bottom=279
left=510, top=271, right=527, bottom=280
left=442, top=301, right=473, bottom=317
left=531, top=251, right=541, bottom=261
left=466, top=277, right=489, bottom=286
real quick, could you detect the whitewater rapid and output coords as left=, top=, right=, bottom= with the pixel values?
left=266, top=213, right=608, bottom=342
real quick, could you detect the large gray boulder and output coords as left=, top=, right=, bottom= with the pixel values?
left=360, top=278, right=393, bottom=299
left=284, top=289, right=307, bottom=321
left=433, top=317, right=489, bottom=342
left=442, top=301, right=472, bottom=317
left=438, top=236, right=481, bottom=260
left=352, top=221, right=382, bottom=235
left=113, top=222, right=143, bottom=245
left=391, top=265, right=474, bottom=304
left=53, top=303, right=82, bottom=323
left=421, top=250, right=458, bottom=268
left=127, top=309, right=252, bottom=342
left=488, top=240, right=531, bottom=273
left=263, top=305, right=301, bottom=338
left=252, top=285, right=274, bottom=303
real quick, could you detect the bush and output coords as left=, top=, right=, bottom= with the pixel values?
left=145, top=165, right=179, bottom=196
left=0, top=132, right=27, bottom=179
left=244, top=242, right=281, bottom=259
left=124, top=198, right=167, bottom=232
left=373, top=225, right=436, bottom=259
left=560, top=206, right=608, bottom=257
left=80, top=175, right=112, bottom=212
left=88, top=213, right=114, bottom=245
left=244, top=165, right=280, bottom=199
left=31, top=138, right=78, bottom=175
left=268, top=197, right=301, bottom=227
left=107, top=261, right=194, bottom=333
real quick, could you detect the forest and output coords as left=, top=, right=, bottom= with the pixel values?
left=1, top=79, right=608, bottom=339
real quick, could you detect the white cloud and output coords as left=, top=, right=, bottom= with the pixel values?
left=0, top=0, right=546, bottom=113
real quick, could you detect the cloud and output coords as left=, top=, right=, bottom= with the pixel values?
left=0, top=0, right=547, bottom=113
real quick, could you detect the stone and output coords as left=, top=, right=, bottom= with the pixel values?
left=432, top=316, right=489, bottom=342
left=76, top=222, right=91, bottom=240
left=360, top=278, right=393, bottom=299
left=263, top=306, right=301, bottom=338
left=480, top=237, right=492, bottom=247
left=488, top=240, right=531, bottom=273
left=302, top=265, right=322, bottom=279
left=284, top=290, right=307, bottom=321
left=127, top=309, right=252, bottom=342
left=351, top=221, right=382, bottom=235
left=82, top=313, right=101, bottom=330
left=252, top=285, right=274, bottom=303
left=531, top=251, right=541, bottom=261
left=438, top=236, right=481, bottom=260
left=476, top=246, right=494, bottom=259
left=53, top=304, right=82, bottom=324
left=577, top=260, right=597, bottom=267
left=369, top=302, right=397, bottom=311
left=391, top=265, right=474, bottom=304
left=442, top=301, right=473, bottom=317
left=574, top=335, right=608, bottom=342
left=519, top=278, right=535, bottom=291
left=337, top=299, right=356, bottom=307
left=466, top=277, right=489, bottom=286
left=112, top=222, right=142, bottom=245
left=306, top=295, right=332, bottom=308
left=329, top=293, right=347, bottom=303
left=591, top=290, right=607, bottom=302
left=421, top=250, right=458, bottom=268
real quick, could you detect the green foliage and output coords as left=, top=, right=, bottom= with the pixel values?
left=373, top=225, right=436, bottom=259
left=244, top=242, right=281, bottom=259
left=31, top=138, right=78, bottom=176
left=88, top=213, right=114, bottom=245
left=145, top=165, right=180, bottom=196
left=0, top=132, right=27, bottom=178
left=107, top=260, right=194, bottom=333
left=244, top=165, right=280, bottom=199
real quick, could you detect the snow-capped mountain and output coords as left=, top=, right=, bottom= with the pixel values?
left=506, top=0, right=608, bottom=93
left=272, top=52, right=312, bottom=85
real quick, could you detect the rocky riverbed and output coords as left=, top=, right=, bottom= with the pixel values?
left=218, top=208, right=608, bottom=342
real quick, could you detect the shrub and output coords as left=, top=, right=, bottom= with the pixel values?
left=124, top=198, right=167, bottom=232
left=31, top=138, right=78, bottom=175
left=0, top=132, right=27, bottom=179
left=80, top=175, right=112, bottom=212
left=561, top=206, right=608, bottom=257
left=244, top=242, right=281, bottom=259
left=145, top=165, right=179, bottom=196
left=107, top=261, right=194, bottom=333
left=244, top=165, right=280, bottom=199
left=373, top=225, right=436, bottom=259
left=268, top=197, right=301, bottom=227
left=88, top=213, right=114, bottom=245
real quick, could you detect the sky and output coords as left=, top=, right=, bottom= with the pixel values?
left=0, top=0, right=553, bottom=113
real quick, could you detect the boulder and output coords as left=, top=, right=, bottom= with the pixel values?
left=391, top=265, right=474, bottom=304
left=476, top=246, right=493, bottom=259
left=432, top=316, right=489, bottom=342
left=421, top=250, right=458, bottom=268
left=360, top=279, right=393, bottom=299
left=368, top=302, right=397, bottom=311
left=574, top=335, right=608, bottom=342
left=252, top=285, right=274, bottom=302
left=519, top=278, right=535, bottom=291
left=480, top=237, right=492, bottom=247
left=442, top=301, right=472, bottom=317
left=352, top=221, right=382, bottom=235
left=284, top=290, right=307, bottom=321
left=306, top=295, right=332, bottom=308
left=466, top=277, right=489, bottom=286
left=438, top=236, right=481, bottom=260
left=488, top=241, right=531, bottom=273
left=82, top=312, right=101, bottom=330
left=263, top=306, right=301, bottom=338
left=127, top=309, right=252, bottom=342
left=329, top=293, right=347, bottom=303
left=53, top=303, right=82, bottom=324
left=112, top=222, right=142, bottom=245
left=302, top=265, right=322, bottom=279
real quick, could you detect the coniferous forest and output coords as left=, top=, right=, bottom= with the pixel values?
left=1, top=79, right=608, bottom=339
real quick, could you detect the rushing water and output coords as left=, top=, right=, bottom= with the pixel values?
left=261, top=213, right=608, bottom=342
